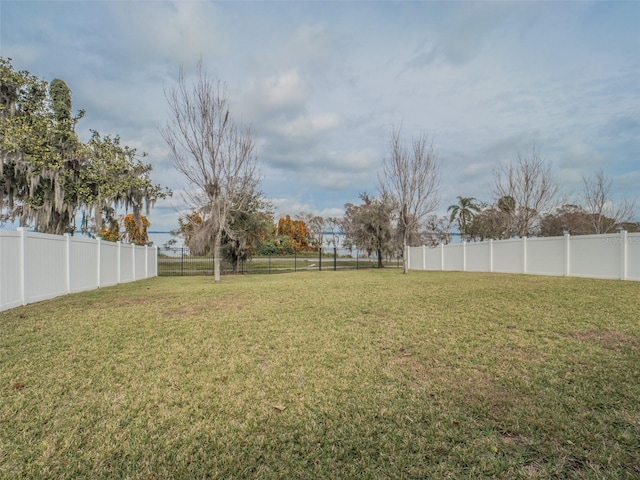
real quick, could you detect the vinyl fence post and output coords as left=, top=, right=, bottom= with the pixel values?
left=489, top=239, right=494, bottom=273
left=462, top=241, right=467, bottom=272
left=522, top=236, right=527, bottom=274
left=422, top=245, right=426, bottom=271
left=97, top=238, right=102, bottom=287
left=132, top=244, right=136, bottom=281
left=563, top=233, right=570, bottom=277
left=117, top=241, right=122, bottom=284
left=406, top=246, right=410, bottom=271
left=65, top=233, right=71, bottom=294
left=620, top=230, right=627, bottom=280
left=18, top=227, right=27, bottom=306
left=440, top=243, right=444, bottom=271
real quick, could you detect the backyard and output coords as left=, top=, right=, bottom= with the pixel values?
left=1, top=270, right=638, bottom=479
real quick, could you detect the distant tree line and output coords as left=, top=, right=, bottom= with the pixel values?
left=168, top=108, right=638, bottom=279
left=449, top=151, right=637, bottom=242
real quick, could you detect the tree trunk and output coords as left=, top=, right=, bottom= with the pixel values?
left=376, top=249, right=384, bottom=268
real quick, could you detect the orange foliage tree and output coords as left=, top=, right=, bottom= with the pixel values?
left=124, top=213, right=151, bottom=245
left=98, top=218, right=121, bottom=242
left=276, top=215, right=312, bottom=252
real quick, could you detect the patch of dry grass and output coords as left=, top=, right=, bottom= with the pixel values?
left=1, top=271, right=639, bottom=478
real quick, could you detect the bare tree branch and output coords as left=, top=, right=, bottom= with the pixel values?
left=582, top=170, right=635, bottom=233
left=160, top=62, right=261, bottom=282
left=492, top=146, right=559, bottom=237
left=379, top=126, right=440, bottom=273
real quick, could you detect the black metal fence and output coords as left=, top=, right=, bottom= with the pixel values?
left=158, top=248, right=401, bottom=276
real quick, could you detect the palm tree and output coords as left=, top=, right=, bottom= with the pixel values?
left=447, top=196, right=481, bottom=240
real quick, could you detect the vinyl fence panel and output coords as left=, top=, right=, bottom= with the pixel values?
left=492, top=239, right=523, bottom=274
left=465, top=242, right=492, bottom=272
left=425, top=245, right=443, bottom=271
left=408, top=246, right=424, bottom=271
left=443, top=244, right=464, bottom=271
left=70, top=236, right=99, bottom=293
left=570, top=234, right=620, bottom=279
left=0, top=228, right=158, bottom=312
left=119, top=244, right=135, bottom=283
left=627, top=233, right=640, bottom=281
left=147, top=246, right=158, bottom=277
left=24, top=231, right=67, bottom=304
left=134, top=246, right=147, bottom=280
left=408, top=231, right=637, bottom=282
left=100, top=240, right=120, bottom=287
left=0, top=230, right=23, bottom=311
left=526, top=237, right=564, bottom=277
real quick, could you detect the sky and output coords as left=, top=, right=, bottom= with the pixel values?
left=1, top=0, right=639, bottom=247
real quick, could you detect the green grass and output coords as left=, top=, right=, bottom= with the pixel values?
left=1, top=270, right=639, bottom=479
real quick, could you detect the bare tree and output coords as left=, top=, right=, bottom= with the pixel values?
left=325, top=216, right=343, bottom=250
left=297, top=212, right=326, bottom=250
left=492, top=147, right=559, bottom=237
left=582, top=170, right=635, bottom=234
left=161, top=63, right=261, bottom=282
left=379, top=127, right=440, bottom=274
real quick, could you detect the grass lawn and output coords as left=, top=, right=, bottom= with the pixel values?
left=1, top=270, right=639, bottom=479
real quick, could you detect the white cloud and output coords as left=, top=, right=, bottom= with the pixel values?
left=108, top=1, right=227, bottom=65
left=262, top=69, right=309, bottom=111
left=277, top=113, right=339, bottom=138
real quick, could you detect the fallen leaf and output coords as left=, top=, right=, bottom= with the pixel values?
left=13, top=382, right=24, bottom=390
left=273, top=404, right=286, bottom=411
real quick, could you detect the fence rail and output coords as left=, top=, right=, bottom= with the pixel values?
left=158, top=248, right=401, bottom=276
left=408, top=231, right=640, bottom=281
left=1, top=228, right=158, bottom=312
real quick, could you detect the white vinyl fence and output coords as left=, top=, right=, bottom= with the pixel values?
left=0, top=228, right=158, bottom=312
left=408, top=231, right=640, bottom=281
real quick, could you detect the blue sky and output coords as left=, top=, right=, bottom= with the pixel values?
left=1, top=1, right=638, bottom=245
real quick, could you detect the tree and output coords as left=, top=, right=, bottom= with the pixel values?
left=178, top=212, right=207, bottom=254
left=98, top=217, right=121, bottom=243
left=492, top=147, right=558, bottom=237
left=582, top=170, right=635, bottom=234
left=297, top=212, right=326, bottom=250
left=467, top=203, right=510, bottom=241
left=222, top=197, right=273, bottom=272
left=161, top=62, right=261, bottom=283
left=539, top=204, right=596, bottom=237
left=419, top=215, right=452, bottom=246
left=276, top=215, right=312, bottom=252
left=325, top=216, right=343, bottom=250
left=380, top=127, right=440, bottom=273
left=447, top=196, right=481, bottom=240
left=123, top=213, right=151, bottom=245
left=342, top=193, right=394, bottom=268
left=1, top=57, right=167, bottom=235
left=80, top=131, right=167, bottom=237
